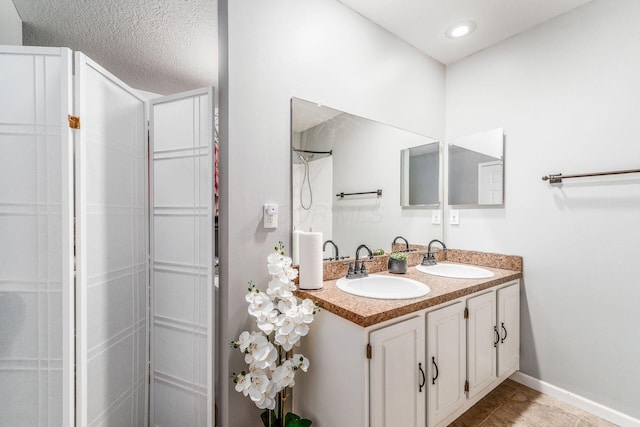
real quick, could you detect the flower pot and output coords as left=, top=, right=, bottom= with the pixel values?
left=388, top=257, right=407, bottom=274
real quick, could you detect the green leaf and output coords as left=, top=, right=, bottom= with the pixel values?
left=286, top=419, right=312, bottom=427
left=284, top=412, right=300, bottom=424
left=284, top=413, right=312, bottom=427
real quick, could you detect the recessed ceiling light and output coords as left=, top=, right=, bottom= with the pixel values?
left=446, top=21, right=477, bottom=39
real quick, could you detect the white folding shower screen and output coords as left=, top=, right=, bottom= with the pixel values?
left=149, top=88, right=215, bottom=427
left=74, top=52, right=149, bottom=427
left=0, top=45, right=215, bottom=427
left=0, top=46, right=75, bottom=427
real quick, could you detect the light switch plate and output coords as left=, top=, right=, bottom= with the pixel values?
left=450, top=209, right=460, bottom=225
left=432, top=210, right=441, bottom=225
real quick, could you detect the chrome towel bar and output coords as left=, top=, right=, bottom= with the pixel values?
left=542, top=168, right=640, bottom=184
left=336, top=189, right=382, bottom=198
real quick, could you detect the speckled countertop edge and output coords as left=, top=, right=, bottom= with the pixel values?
left=295, top=250, right=523, bottom=328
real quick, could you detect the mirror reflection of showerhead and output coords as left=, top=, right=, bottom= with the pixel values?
left=297, top=153, right=314, bottom=164
left=298, top=154, right=313, bottom=210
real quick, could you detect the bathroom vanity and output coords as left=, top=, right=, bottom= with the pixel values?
left=294, top=251, right=522, bottom=427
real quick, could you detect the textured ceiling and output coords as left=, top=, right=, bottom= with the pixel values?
left=12, top=0, right=593, bottom=94
left=338, top=0, right=593, bottom=64
left=14, top=0, right=217, bottom=95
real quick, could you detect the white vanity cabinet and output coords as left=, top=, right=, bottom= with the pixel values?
left=370, top=316, right=426, bottom=427
left=294, top=279, right=520, bottom=427
left=466, top=291, right=498, bottom=399
left=294, top=312, right=427, bottom=427
left=426, top=302, right=466, bottom=427
left=466, top=282, right=520, bottom=396
left=427, top=280, right=520, bottom=427
left=497, top=283, right=520, bottom=376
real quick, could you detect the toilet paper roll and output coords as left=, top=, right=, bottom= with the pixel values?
left=292, top=229, right=302, bottom=265
left=298, top=231, right=323, bottom=290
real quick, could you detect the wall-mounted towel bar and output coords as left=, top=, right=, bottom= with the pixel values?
left=336, top=189, right=383, bottom=198
left=293, top=148, right=333, bottom=155
left=542, top=168, right=640, bottom=184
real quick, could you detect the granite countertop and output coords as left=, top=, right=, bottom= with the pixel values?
left=295, top=250, right=523, bottom=328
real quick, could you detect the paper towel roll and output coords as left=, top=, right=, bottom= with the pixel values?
left=292, top=229, right=302, bottom=265
left=298, top=231, right=323, bottom=290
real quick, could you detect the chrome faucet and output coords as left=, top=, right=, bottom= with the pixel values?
left=392, top=236, right=410, bottom=252
left=345, top=244, right=374, bottom=279
left=323, top=239, right=339, bottom=261
left=422, top=239, right=447, bottom=266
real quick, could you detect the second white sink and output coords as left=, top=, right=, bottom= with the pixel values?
left=336, top=274, right=431, bottom=299
left=416, top=263, right=494, bottom=279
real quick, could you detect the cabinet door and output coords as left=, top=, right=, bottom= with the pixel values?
left=497, top=283, right=520, bottom=376
left=427, top=302, right=466, bottom=427
left=467, top=291, right=497, bottom=399
left=370, top=316, right=425, bottom=427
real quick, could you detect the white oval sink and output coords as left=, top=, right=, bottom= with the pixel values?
left=416, top=263, right=494, bottom=279
left=336, top=274, right=431, bottom=300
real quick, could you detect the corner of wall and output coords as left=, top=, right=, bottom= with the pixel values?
left=0, top=0, right=23, bottom=45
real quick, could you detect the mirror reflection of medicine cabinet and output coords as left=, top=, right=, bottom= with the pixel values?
left=401, top=142, right=441, bottom=208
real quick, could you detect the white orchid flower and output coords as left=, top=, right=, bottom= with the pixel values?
left=267, top=278, right=294, bottom=299
left=300, top=299, right=316, bottom=323
left=286, top=267, right=299, bottom=281
left=235, top=331, right=253, bottom=353
left=244, top=335, right=277, bottom=370
left=272, top=360, right=296, bottom=389
left=256, top=309, right=278, bottom=334
left=247, top=369, right=270, bottom=403
left=235, top=372, right=251, bottom=394
left=292, top=354, right=310, bottom=372
left=247, top=291, right=274, bottom=322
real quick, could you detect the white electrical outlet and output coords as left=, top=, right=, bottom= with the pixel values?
left=263, top=204, right=278, bottom=229
left=432, top=210, right=441, bottom=225
left=450, top=209, right=460, bottom=225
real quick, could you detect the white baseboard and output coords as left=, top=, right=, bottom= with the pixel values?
left=509, top=372, right=640, bottom=427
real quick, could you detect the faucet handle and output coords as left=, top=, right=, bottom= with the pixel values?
left=422, top=253, right=437, bottom=266
left=343, top=261, right=355, bottom=278
left=360, top=259, right=373, bottom=275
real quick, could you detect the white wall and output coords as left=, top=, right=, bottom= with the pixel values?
left=218, top=0, right=445, bottom=424
left=445, top=0, right=640, bottom=419
left=0, top=0, right=22, bottom=45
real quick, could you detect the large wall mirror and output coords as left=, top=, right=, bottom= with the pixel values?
left=448, top=128, right=504, bottom=207
left=291, top=97, right=443, bottom=260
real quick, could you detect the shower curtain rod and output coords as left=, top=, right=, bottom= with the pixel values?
left=293, top=148, right=333, bottom=155
left=542, top=168, right=640, bottom=184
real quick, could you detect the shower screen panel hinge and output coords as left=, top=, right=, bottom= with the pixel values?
left=366, top=344, right=372, bottom=359
left=68, top=115, right=80, bottom=129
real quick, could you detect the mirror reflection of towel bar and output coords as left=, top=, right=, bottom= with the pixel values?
left=336, top=189, right=383, bottom=198
left=542, top=168, right=640, bottom=184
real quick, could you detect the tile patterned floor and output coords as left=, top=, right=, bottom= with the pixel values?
left=450, top=379, right=619, bottom=427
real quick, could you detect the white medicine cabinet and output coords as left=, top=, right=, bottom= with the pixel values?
left=0, top=45, right=215, bottom=427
